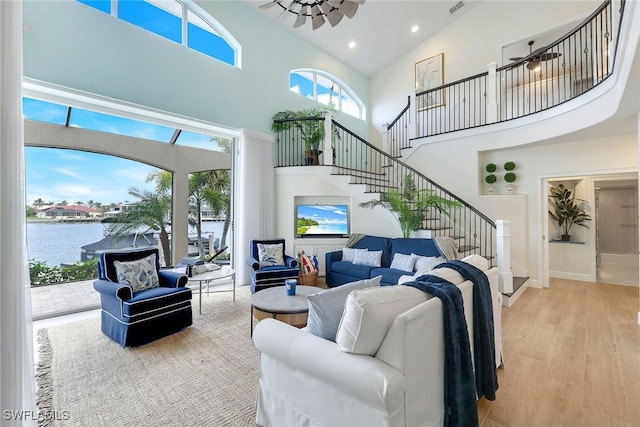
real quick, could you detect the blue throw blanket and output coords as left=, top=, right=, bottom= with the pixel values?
left=406, top=275, right=478, bottom=427
left=438, top=260, right=499, bottom=401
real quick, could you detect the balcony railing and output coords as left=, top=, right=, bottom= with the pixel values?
left=388, top=0, right=623, bottom=145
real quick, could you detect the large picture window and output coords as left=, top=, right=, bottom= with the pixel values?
left=289, top=69, right=366, bottom=120
left=77, top=0, right=239, bottom=67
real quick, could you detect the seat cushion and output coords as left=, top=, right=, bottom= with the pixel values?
left=369, top=267, right=408, bottom=285
left=306, top=276, right=382, bottom=341
left=122, top=286, right=192, bottom=319
left=331, top=261, right=375, bottom=279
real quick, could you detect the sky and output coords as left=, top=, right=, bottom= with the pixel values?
left=25, top=0, right=234, bottom=208
left=24, top=98, right=223, bottom=207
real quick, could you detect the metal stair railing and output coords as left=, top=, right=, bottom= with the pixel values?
left=331, top=120, right=497, bottom=264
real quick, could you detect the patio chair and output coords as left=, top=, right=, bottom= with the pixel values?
left=93, top=247, right=193, bottom=347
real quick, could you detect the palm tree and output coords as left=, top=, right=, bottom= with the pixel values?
left=33, top=198, right=44, bottom=209
left=107, top=187, right=172, bottom=264
left=189, top=172, right=210, bottom=257
left=60, top=200, right=68, bottom=206
left=203, top=169, right=231, bottom=251
left=360, top=173, right=462, bottom=238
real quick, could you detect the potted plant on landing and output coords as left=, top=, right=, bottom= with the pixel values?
left=504, top=162, right=516, bottom=194
left=548, top=184, right=592, bottom=241
left=271, top=105, right=337, bottom=165
left=485, top=163, right=497, bottom=194
left=359, top=173, right=462, bottom=238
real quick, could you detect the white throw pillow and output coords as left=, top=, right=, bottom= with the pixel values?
left=114, top=253, right=160, bottom=293
left=413, top=255, right=445, bottom=273
left=460, top=254, right=490, bottom=272
left=257, top=243, right=284, bottom=267
left=341, top=247, right=366, bottom=263
left=353, top=250, right=383, bottom=267
left=389, top=252, right=416, bottom=272
left=306, top=276, right=382, bottom=341
left=336, top=285, right=428, bottom=355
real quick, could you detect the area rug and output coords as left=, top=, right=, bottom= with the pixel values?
left=36, top=286, right=259, bottom=427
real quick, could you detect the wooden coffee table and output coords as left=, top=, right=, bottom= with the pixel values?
left=250, top=285, right=319, bottom=335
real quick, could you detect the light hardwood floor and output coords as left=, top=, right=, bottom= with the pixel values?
left=478, top=278, right=640, bottom=426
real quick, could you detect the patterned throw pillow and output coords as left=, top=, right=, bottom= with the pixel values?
left=390, top=252, right=417, bottom=272
left=257, top=243, right=284, bottom=267
left=341, top=247, right=366, bottom=263
left=353, top=250, right=383, bottom=267
left=113, top=253, right=160, bottom=293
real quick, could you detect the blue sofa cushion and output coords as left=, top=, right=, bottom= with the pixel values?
left=370, top=267, right=410, bottom=285
left=331, top=261, right=376, bottom=279
left=391, top=238, right=441, bottom=259
left=123, top=286, right=192, bottom=319
left=352, top=236, right=392, bottom=267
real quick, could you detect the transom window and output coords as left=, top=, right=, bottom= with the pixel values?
left=289, top=69, right=366, bottom=120
left=77, top=0, right=239, bottom=67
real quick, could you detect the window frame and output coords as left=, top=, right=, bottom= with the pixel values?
left=289, top=68, right=366, bottom=120
left=79, top=0, right=241, bottom=67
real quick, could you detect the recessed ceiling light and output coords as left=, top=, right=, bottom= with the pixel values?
left=411, top=25, right=419, bottom=33
left=348, top=41, right=357, bottom=49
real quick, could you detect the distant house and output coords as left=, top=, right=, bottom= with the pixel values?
left=37, top=205, right=102, bottom=218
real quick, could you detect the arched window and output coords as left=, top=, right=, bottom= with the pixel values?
left=77, top=0, right=240, bottom=67
left=289, top=69, right=366, bottom=120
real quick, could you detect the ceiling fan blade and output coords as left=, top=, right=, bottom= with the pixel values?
left=508, top=57, right=524, bottom=61
left=327, top=0, right=358, bottom=19
left=311, top=4, right=326, bottom=30
left=350, top=0, right=366, bottom=4
left=320, top=1, right=345, bottom=27
left=535, top=52, right=562, bottom=62
left=293, top=5, right=308, bottom=28
left=259, top=1, right=279, bottom=9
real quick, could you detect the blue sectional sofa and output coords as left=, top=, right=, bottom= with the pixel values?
left=325, top=235, right=444, bottom=287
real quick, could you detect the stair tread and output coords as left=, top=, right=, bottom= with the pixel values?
left=502, top=277, right=529, bottom=297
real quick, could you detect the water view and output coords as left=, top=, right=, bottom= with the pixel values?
left=27, top=221, right=226, bottom=267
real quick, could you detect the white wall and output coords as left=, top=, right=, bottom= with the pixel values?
left=22, top=0, right=370, bottom=138
left=370, top=0, right=601, bottom=145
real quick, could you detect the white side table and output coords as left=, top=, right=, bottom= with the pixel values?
left=169, top=266, right=236, bottom=314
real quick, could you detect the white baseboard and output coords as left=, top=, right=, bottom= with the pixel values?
left=549, top=271, right=593, bottom=282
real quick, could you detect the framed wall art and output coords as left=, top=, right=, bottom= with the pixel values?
left=415, top=53, right=444, bottom=110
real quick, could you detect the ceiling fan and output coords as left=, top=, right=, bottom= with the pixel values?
left=259, top=0, right=366, bottom=30
left=509, top=40, right=562, bottom=71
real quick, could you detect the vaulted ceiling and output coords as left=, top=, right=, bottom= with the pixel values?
left=244, top=0, right=480, bottom=77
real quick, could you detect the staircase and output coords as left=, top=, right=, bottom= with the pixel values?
left=273, top=117, right=498, bottom=266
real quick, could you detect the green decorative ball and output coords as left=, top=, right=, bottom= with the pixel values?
left=485, top=163, right=497, bottom=173
left=504, top=161, right=516, bottom=171
left=485, top=174, right=497, bottom=184
left=504, top=172, right=516, bottom=183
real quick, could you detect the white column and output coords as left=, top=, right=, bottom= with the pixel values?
left=496, top=220, right=514, bottom=294
left=171, top=170, right=190, bottom=266
left=0, top=1, right=36, bottom=424
left=637, top=113, right=640, bottom=325
left=486, top=62, right=498, bottom=124
left=322, top=112, right=332, bottom=166
left=236, top=129, right=275, bottom=285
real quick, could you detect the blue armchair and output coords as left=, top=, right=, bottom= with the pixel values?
left=246, top=238, right=299, bottom=293
left=93, top=248, right=193, bottom=347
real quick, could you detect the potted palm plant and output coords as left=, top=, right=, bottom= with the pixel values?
left=271, top=105, right=336, bottom=165
left=360, top=173, right=462, bottom=238
left=548, top=184, right=592, bottom=241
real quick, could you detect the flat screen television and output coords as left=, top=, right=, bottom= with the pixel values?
left=296, top=204, right=349, bottom=238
